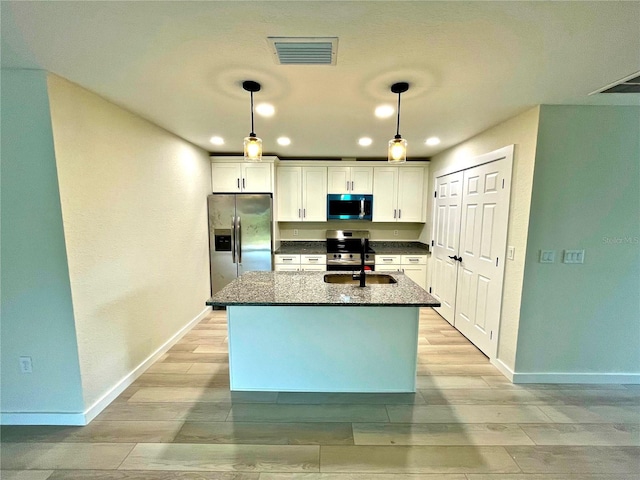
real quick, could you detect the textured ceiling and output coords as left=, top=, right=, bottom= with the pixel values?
left=2, top=1, right=639, bottom=159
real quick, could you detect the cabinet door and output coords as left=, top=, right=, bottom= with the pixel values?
left=302, top=166, right=327, bottom=221
left=327, top=166, right=350, bottom=194
left=212, top=163, right=242, bottom=192
left=402, top=264, right=427, bottom=289
left=276, top=167, right=302, bottom=221
left=242, top=163, right=272, bottom=193
left=372, top=167, right=398, bottom=222
left=350, top=166, right=373, bottom=194
left=397, top=166, right=425, bottom=222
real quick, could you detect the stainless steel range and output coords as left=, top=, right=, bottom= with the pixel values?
left=326, top=230, right=376, bottom=271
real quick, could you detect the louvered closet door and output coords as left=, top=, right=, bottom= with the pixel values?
left=431, top=171, right=463, bottom=325
left=454, top=159, right=509, bottom=356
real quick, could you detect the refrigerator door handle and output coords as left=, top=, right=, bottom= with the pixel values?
left=230, top=216, right=237, bottom=263
left=236, top=216, right=242, bottom=264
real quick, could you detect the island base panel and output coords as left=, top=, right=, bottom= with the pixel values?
left=227, top=306, right=419, bottom=392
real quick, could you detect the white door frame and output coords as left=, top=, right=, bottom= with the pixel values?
left=429, top=145, right=514, bottom=359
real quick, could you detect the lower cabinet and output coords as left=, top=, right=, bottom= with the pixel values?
left=375, top=254, right=427, bottom=290
left=274, top=254, right=326, bottom=271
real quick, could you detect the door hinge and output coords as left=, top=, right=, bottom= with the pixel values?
left=496, top=257, right=499, bottom=267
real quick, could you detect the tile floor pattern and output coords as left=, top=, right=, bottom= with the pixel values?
left=1, top=308, right=639, bottom=479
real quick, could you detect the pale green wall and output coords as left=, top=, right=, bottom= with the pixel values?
left=0, top=69, right=84, bottom=413
left=516, top=105, right=640, bottom=374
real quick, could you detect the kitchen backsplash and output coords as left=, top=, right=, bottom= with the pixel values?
left=278, top=221, right=426, bottom=241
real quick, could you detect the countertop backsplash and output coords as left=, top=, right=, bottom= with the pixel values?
left=275, top=240, right=429, bottom=255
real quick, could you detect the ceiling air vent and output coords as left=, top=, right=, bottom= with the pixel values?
left=268, top=37, right=338, bottom=65
left=591, top=71, right=640, bottom=94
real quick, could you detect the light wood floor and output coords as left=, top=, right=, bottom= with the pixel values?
left=2, top=308, right=639, bottom=479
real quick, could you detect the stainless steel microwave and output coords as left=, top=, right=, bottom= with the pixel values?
left=327, top=194, right=373, bottom=220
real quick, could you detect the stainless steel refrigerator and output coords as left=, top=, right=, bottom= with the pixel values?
left=208, top=193, right=273, bottom=295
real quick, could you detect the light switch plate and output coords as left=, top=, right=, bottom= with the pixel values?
left=539, top=250, right=555, bottom=263
left=507, top=246, right=515, bottom=260
left=563, top=249, right=585, bottom=264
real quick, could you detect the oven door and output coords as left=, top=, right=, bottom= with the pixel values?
left=327, top=194, right=372, bottom=220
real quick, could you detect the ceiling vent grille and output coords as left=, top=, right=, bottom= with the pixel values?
left=591, top=71, right=640, bottom=94
left=268, top=37, right=338, bottom=65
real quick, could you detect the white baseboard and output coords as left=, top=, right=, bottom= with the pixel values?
left=511, top=372, right=640, bottom=384
left=0, top=306, right=212, bottom=426
left=491, top=358, right=515, bottom=381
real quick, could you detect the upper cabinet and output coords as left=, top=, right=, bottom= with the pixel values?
left=211, top=159, right=273, bottom=193
left=373, top=166, right=426, bottom=222
left=327, top=166, right=373, bottom=194
left=277, top=166, right=327, bottom=222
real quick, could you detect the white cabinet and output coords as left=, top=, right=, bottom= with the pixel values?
left=277, top=166, right=327, bottom=222
left=274, top=254, right=326, bottom=271
left=327, top=166, right=373, bottom=194
left=375, top=254, right=427, bottom=289
left=212, top=162, right=272, bottom=193
left=372, top=166, right=425, bottom=222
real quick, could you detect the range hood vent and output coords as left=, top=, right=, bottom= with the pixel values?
left=591, top=71, right=640, bottom=94
left=268, top=37, right=338, bottom=65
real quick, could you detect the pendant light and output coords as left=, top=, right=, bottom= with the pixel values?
left=388, top=82, right=409, bottom=163
left=242, top=80, right=262, bottom=162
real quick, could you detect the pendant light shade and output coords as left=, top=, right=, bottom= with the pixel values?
left=242, top=80, right=262, bottom=162
left=388, top=82, right=409, bottom=163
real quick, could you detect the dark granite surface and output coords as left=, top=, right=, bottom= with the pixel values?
left=275, top=240, right=429, bottom=255
left=207, top=271, right=440, bottom=307
left=275, top=241, right=326, bottom=255
left=370, top=241, right=430, bottom=255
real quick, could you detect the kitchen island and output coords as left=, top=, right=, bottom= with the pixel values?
left=206, top=271, right=440, bottom=392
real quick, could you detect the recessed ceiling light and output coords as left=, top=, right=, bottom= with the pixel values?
left=358, top=137, right=373, bottom=147
left=425, top=137, right=441, bottom=146
left=277, top=137, right=291, bottom=146
left=375, top=105, right=394, bottom=118
left=210, top=136, right=225, bottom=145
left=255, top=103, right=275, bottom=117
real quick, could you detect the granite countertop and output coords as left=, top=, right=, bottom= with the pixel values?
left=275, top=241, right=326, bottom=255
left=275, top=241, right=429, bottom=255
left=207, top=271, right=440, bottom=307
left=370, top=241, right=430, bottom=255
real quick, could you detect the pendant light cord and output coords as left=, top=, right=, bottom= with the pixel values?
left=250, top=91, right=255, bottom=136
left=396, top=91, right=402, bottom=137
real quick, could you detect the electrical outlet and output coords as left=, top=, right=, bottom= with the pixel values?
left=19, top=356, right=33, bottom=373
left=507, top=246, right=515, bottom=260
left=539, top=250, right=555, bottom=263
left=393, top=230, right=399, bottom=236
left=293, top=229, right=298, bottom=236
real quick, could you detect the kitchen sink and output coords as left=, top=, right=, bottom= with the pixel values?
left=323, top=273, right=397, bottom=285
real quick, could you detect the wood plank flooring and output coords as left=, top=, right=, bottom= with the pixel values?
left=2, top=308, right=639, bottom=479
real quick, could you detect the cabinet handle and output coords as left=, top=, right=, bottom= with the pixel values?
left=283, top=258, right=293, bottom=262
left=303, top=208, right=306, bottom=218
left=346, top=181, right=350, bottom=191
left=242, top=178, right=246, bottom=189
left=309, top=258, right=318, bottom=262
left=298, top=209, right=302, bottom=218
left=237, top=178, right=240, bottom=189
left=383, top=258, right=392, bottom=262
left=409, top=258, right=418, bottom=262
left=398, top=209, right=402, bottom=219
left=351, top=181, right=354, bottom=191
left=393, top=209, right=397, bottom=219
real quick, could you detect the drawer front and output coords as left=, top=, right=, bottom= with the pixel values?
left=274, top=254, right=301, bottom=264
left=301, top=265, right=326, bottom=272
left=300, top=254, right=326, bottom=265
left=375, top=255, right=401, bottom=265
left=375, top=265, right=402, bottom=272
left=274, top=264, right=300, bottom=271
left=401, top=255, right=427, bottom=265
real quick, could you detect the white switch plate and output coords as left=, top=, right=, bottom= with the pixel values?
left=507, top=246, right=515, bottom=260
left=563, top=249, right=585, bottom=264
left=19, top=356, right=33, bottom=373
left=539, top=250, right=555, bottom=263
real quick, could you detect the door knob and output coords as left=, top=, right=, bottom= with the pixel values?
left=448, top=255, right=462, bottom=262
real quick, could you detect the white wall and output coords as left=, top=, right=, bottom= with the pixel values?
left=427, top=107, right=541, bottom=370
left=515, top=105, right=640, bottom=379
left=47, top=75, right=212, bottom=411
left=0, top=69, right=85, bottom=420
